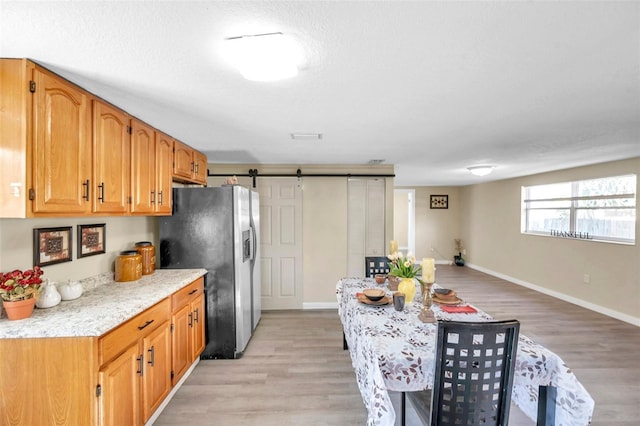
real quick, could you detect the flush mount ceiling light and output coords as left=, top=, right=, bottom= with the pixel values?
left=223, top=32, right=299, bottom=81
left=467, top=165, right=495, bottom=176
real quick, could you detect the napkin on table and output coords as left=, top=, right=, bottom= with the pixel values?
left=440, top=304, right=477, bottom=313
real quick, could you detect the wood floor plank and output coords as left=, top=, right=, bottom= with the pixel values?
left=153, top=266, right=640, bottom=425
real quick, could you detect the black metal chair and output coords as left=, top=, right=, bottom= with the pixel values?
left=403, top=319, right=520, bottom=426
left=365, top=256, right=390, bottom=277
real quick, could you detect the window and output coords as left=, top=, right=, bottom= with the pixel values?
left=522, top=174, right=636, bottom=244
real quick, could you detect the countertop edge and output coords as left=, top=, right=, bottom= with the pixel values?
left=0, top=269, right=207, bottom=339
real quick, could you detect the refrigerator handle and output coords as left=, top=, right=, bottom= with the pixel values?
left=250, top=225, right=257, bottom=262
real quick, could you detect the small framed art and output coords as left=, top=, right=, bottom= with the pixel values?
left=78, top=223, right=106, bottom=258
left=430, top=194, right=448, bottom=209
left=33, top=226, right=73, bottom=267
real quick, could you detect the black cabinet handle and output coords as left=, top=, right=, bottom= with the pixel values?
left=98, top=182, right=105, bottom=202
left=82, top=179, right=90, bottom=201
left=137, top=319, right=154, bottom=330
left=188, top=312, right=193, bottom=328
left=194, top=308, right=199, bottom=323
left=188, top=289, right=198, bottom=295
left=147, top=346, right=155, bottom=367
left=158, top=190, right=163, bottom=206
left=151, top=190, right=155, bottom=204
left=137, top=354, right=144, bottom=376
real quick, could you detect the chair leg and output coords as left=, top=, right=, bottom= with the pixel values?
left=537, top=385, right=557, bottom=426
left=401, top=391, right=406, bottom=426
left=343, top=332, right=348, bottom=350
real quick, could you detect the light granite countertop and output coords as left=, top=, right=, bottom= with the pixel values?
left=0, top=268, right=207, bottom=339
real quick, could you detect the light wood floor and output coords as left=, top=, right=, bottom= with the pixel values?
left=153, top=266, right=640, bottom=425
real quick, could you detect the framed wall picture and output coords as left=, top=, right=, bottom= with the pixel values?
left=430, top=194, right=449, bottom=209
left=33, top=226, right=73, bottom=267
left=78, top=223, right=106, bottom=258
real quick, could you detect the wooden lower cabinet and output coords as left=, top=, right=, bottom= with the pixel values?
left=0, top=277, right=206, bottom=426
left=142, top=321, right=172, bottom=420
left=99, top=343, right=142, bottom=426
left=171, top=277, right=205, bottom=385
left=98, top=299, right=171, bottom=425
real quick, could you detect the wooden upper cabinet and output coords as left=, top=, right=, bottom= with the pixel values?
left=93, top=100, right=130, bottom=214
left=193, top=149, right=208, bottom=184
left=155, top=132, right=174, bottom=215
left=0, top=59, right=92, bottom=217
left=31, top=68, right=92, bottom=214
left=130, top=119, right=156, bottom=214
left=173, top=140, right=194, bottom=181
left=0, top=58, right=202, bottom=218
left=173, top=140, right=208, bottom=185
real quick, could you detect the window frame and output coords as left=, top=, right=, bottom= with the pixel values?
left=521, top=174, right=636, bottom=245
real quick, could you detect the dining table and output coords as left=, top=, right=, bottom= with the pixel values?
left=336, top=277, right=595, bottom=426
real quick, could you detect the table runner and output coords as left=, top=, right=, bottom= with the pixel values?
left=336, top=277, right=594, bottom=426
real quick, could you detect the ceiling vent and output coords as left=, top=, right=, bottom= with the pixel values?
left=291, top=133, right=322, bottom=141
left=368, top=159, right=385, bottom=164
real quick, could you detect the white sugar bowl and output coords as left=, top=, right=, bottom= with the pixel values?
left=58, top=280, right=83, bottom=301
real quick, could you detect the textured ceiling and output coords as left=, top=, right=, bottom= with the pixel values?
left=1, top=1, right=639, bottom=186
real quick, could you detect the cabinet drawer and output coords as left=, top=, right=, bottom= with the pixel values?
left=171, top=277, right=204, bottom=312
left=99, top=298, right=170, bottom=366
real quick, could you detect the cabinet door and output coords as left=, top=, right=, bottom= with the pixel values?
left=193, top=149, right=208, bottom=184
left=173, top=140, right=194, bottom=180
left=130, top=119, right=156, bottom=214
left=171, top=303, right=192, bottom=386
left=142, top=321, right=172, bottom=422
left=32, top=67, right=91, bottom=214
left=155, top=133, right=173, bottom=215
left=93, top=100, right=130, bottom=214
left=191, top=293, right=206, bottom=360
left=99, top=344, right=141, bottom=426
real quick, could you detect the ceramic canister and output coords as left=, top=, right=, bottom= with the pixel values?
left=135, top=241, right=156, bottom=275
left=115, top=250, right=142, bottom=282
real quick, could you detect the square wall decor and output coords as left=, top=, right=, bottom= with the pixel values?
left=34, top=226, right=72, bottom=266
left=430, top=194, right=448, bottom=209
left=78, top=223, right=106, bottom=258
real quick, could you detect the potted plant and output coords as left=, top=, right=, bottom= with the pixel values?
left=0, top=266, right=44, bottom=320
left=387, top=251, right=422, bottom=303
left=454, top=239, right=465, bottom=266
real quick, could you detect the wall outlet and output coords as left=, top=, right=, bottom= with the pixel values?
left=583, top=274, right=590, bottom=284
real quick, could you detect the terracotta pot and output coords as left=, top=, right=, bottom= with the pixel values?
left=3, top=297, right=36, bottom=321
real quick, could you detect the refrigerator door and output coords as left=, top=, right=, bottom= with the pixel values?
left=250, top=190, right=261, bottom=330
left=233, top=186, right=253, bottom=355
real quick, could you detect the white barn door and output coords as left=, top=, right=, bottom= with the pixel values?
left=258, top=178, right=303, bottom=309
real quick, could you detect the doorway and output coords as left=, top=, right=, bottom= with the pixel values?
left=393, top=189, right=415, bottom=255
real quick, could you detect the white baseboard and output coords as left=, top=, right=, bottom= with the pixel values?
left=303, top=302, right=339, bottom=310
left=466, top=263, right=640, bottom=327
left=145, top=357, right=200, bottom=425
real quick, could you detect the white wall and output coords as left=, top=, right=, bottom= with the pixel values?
left=0, top=216, right=156, bottom=283
left=395, top=186, right=462, bottom=262
left=460, top=157, right=640, bottom=323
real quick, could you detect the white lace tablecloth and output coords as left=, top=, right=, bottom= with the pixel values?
left=336, top=277, right=594, bottom=426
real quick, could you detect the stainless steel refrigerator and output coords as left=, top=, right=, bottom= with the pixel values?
left=159, top=186, right=261, bottom=359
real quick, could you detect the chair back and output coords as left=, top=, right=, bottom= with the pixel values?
left=364, top=256, right=390, bottom=277
left=431, top=320, right=520, bottom=426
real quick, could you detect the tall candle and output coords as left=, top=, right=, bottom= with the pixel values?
left=422, top=257, right=435, bottom=283
left=389, top=240, right=398, bottom=255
